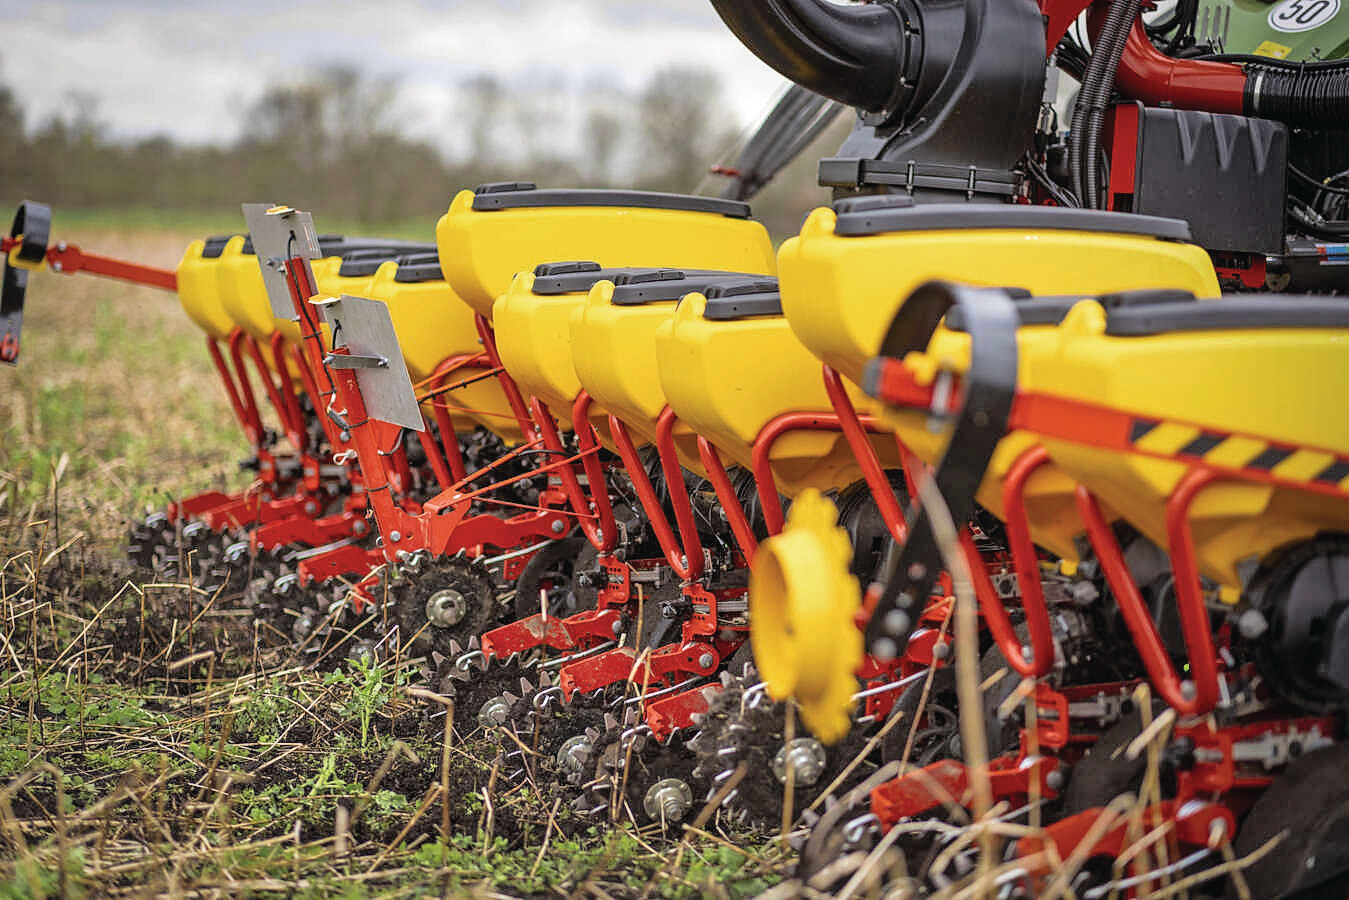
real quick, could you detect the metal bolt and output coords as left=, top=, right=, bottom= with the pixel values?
left=1237, top=608, right=1269, bottom=640
left=697, top=652, right=715, bottom=670
left=556, top=735, right=595, bottom=780
left=352, top=520, right=368, bottom=536
left=304, top=502, right=319, bottom=515
left=874, top=638, right=898, bottom=661
left=611, top=620, right=624, bottom=636
left=883, top=609, right=910, bottom=635
left=1046, top=768, right=1065, bottom=792
left=773, top=738, right=827, bottom=786
left=390, top=531, right=401, bottom=543
left=643, top=778, right=693, bottom=823
left=340, top=430, right=352, bottom=442
left=907, top=562, right=927, bottom=580
left=426, top=589, right=468, bottom=628
left=478, top=696, right=511, bottom=731
left=1181, top=680, right=1197, bottom=701
left=1021, top=644, right=1034, bottom=662
left=551, top=520, right=566, bottom=535
left=932, top=641, right=951, bottom=660
left=52, top=261, right=63, bottom=272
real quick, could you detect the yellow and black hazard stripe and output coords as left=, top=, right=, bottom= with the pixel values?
left=1129, top=417, right=1349, bottom=489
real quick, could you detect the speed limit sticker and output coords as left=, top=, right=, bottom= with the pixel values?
left=1268, top=0, right=1340, bottom=33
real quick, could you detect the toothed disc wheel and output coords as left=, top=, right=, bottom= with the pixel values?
left=127, top=512, right=173, bottom=572
left=421, top=650, right=535, bottom=739
left=575, top=726, right=703, bottom=831
left=383, top=553, right=501, bottom=658
left=691, top=666, right=876, bottom=832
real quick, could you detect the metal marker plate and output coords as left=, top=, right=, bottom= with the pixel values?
left=317, top=294, right=423, bottom=431
left=242, top=203, right=321, bottom=318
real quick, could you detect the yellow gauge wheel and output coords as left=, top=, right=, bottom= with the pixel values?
left=749, top=489, right=864, bottom=744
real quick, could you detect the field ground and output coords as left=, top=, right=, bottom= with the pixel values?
left=0, top=224, right=786, bottom=898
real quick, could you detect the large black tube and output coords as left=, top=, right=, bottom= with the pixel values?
left=1247, top=64, right=1349, bottom=131
left=707, top=0, right=908, bottom=114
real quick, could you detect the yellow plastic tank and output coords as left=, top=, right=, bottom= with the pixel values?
left=364, top=252, right=523, bottom=444
left=656, top=278, right=903, bottom=498
left=176, top=235, right=241, bottom=340
left=1027, top=294, right=1349, bottom=588
left=494, top=262, right=648, bottom=434
left=778, top=198, right=1222, bottom=385
left=570, top=270, right=760, bottom=470
left=437, top=183, right=776, bottom=320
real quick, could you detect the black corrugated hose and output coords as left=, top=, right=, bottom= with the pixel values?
left=1068, top=0, right=1142, bottom=209
left=1246, top=62, right=1349, bottom=130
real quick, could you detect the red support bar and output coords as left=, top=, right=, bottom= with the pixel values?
left=532, top=396, right=617, bottom=552
left=268, top=330, right=310, bottom=454
left=206, top=335, right=255, bottom=440
left=474, top=314, right=536, bottom=438
left=823, top=365, right=909, bottom=543
left=696, top=437, right=759, bottom=559
left=656, top=408, right=707, bottom=579
left=997, top=446, right=1058, bottom=679
left=1076, top=486, right=1216, bottom=716
left=1164, top=468, right=1224, bottom=712
left=226, top=329, right=266, bottom=447
left=244, top=333, right=305, bottom=453
left=43, top=242, right=178, bottom=291
left=607, top=414, right=701, bottom=581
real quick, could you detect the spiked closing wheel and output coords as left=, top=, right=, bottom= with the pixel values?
left=749, top=489, right=863, bottom=744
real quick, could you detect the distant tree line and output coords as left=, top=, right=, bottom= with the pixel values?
left=0, top=61, right=838, bottom=231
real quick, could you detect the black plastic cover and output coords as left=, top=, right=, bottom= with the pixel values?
left=393, top=252, right=444, bottom=284
left=531, top=262, right=648, bottom=296
left=1106, top=295, right=1349, bottom=336
left=943, top=289, right=1195, bottom=332
left=609, top=269, right=757, bottom=306
left=201, top=235, right=240, bottom=259
left=470, top=183, right=752, bottom=219
left=702, top=278, right=783, bottom=320
left=337, top=247, right=406, bottom=278
left=833, top=203, right=1194, bottom=241
left=1122, top=106, right=1287, bottom=255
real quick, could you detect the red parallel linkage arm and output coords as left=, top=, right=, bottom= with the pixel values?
left=2, top=235, right=178, bottom=292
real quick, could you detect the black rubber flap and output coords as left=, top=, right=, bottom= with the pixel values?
left=393, top=252, right=444, bottom=284
left=702, top=278, right=783, bottom=320
left=1106, top=295, right=1349, bottom=336
left=834, top=203, right=1193, bottom=241
left=531, top=261, right=646, bottom=296
left=944, top=288, right=1195, bottom=331
left=2, top=200, right=51, bottom=365
left=609, top=269, right=757, bottom=305
left=201, top=235, right=240, bottom=259
left=862, top=282, right=1020, bottom=659
left=470, top=184, right=751, bottom=219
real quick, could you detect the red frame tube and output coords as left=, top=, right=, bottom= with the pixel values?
left=697, top=437, right=759, bottom=559
left=607, top=412, right=703, bottom=581
left=994, top=446, right=1058, bottom=679
left=533, top=396, right=617, bottom=552
left=1075, top=485, right=1216, bottom=716
left=823, top=365, right=910, bottom=542
left=206, top=335, right=257, bottom=442
left=1097, top=11, right=1247, bottom=115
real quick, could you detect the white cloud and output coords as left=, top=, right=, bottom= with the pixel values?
left=1, top=0, right=789, bottom=153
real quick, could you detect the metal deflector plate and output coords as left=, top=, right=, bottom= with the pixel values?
left=316, top=294, right=423, bottom=431
left=241, top=202, right=321, bottom=319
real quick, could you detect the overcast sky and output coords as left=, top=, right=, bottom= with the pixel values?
left=1, top=0, right=790, bottom=155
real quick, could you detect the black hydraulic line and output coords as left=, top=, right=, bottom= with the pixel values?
left=1070, top=0, right=1141, bottom=209
left=720, top=84, right=845, bottom=202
